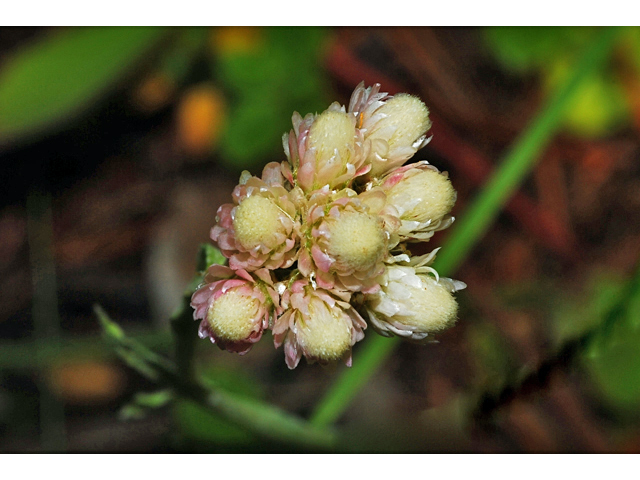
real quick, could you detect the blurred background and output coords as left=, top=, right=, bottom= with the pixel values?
left=2, top=26, right=640, bottom=453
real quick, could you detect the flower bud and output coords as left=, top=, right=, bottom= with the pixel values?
left=272, top=280, right=367, bottom=369
left=297, top=189, right=396, bottom=293
left=206, top=287, right=260, bottom=342
left=211, top=171, right=299, bottom=271
left=381, top=162, right=456, bottom=241
left=366, top=263, right=463, bottom=340
left=233, top=194, right=287, bottom=250
left=308, top=110, right=356, bottom=167
left=297, top=298, right=353, bottom=363
left=324, top=210, right=387, bottom=273
left=191, top=265, right=277, bottom=354
left=283, top=105, right=369, bottom=192
left=355, top=91, right=432, bottom=177
left=371, top=94, right=431, bottom=153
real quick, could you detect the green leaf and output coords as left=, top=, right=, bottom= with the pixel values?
left=484, top=27, right=597, bottom=73
left=134, top=389, right=174, bottom=409
left=196, top=243, right=226, bottom=272
left=94, top=304, right=125, bottom=341
left=0, top=27, right=166, bottom=147
left=581, top=273, right=640, bottom=414
left=216, top=27, right=329, bottom=170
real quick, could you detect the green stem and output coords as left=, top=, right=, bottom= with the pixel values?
left=96, top=305, right=336, bottom=450
left=309, top=26, right=621, bottom=429
left=170, top=276, right=202, bottom=383
left=27, top=189, right=67, bottom=451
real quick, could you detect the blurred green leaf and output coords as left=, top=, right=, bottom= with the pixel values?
left=485, top=27, right=596, bottom=73
left=544, top=60, right=630, bottom=137
left=553, top=272, right=627, bottom=344
left=196, top=243, right=226, bottom=272
left=161, top=28, right=208, bottom=83
left=0, top=27, right=166, bottom=146
left=577, top=274, right=640, bottom=414
left=118, top=404, right=147, bottom=421
left=134, top=389, right=174, bottom=409
left=215, top=27, right=329, bottom=170
left=119, top=389, right=175, bottom=421
left=484, top=26, right=631, bottom=138
left=94, top=304, right=126, bottom=342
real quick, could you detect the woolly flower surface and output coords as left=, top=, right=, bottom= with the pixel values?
left=365, top=250, right=466, bottom=341
left=193, top=82, right=465, bottom=369
left=273, top=279, right=367, bottom=369
left=282, top=103, right=370, bottom=192
left=191, top=265, right=278, bottom=354
left=298, top=187, right=401, bottom=293
left=211, top=162, right=299, bottom=271
left=349, top=83, right=432, bottom=178
left=380, top=161, right=456, bottom=242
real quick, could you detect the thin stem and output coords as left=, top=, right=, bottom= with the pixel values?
left=309, top=26, right=622, bottom=429
left=95, top=305, right=336, bottom=451
left=26, top=188, right=67, bottom=452
left=170, top=276, right=202, bottom=383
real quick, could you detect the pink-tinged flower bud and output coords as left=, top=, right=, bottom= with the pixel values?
left=364, top=252, right=465, bottom=341
left=297, top=188, right=400, bottom=293
left=380, top=161, right=456, bottom=242
left=282, top=104, right=370, bottom=192
left=211, top=162, right=299, bottom=271
left=349, top=83, right=432, bottom=178
left=272, top=280, right=366, bottom=369
left=191, top=265, right=278, bottom=354
left=308, top=110, right=356, bottom=166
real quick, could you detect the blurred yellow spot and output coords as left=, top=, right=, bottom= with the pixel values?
left=133, top=73, right=175, bottom=112
left=176, top=84, right=226, bottom=156
left=48, top=360, right=126, bottom=404
left=211, top=27, right=262, bottom=54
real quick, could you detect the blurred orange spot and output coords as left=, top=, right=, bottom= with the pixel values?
left=211, top=27, right=262, bottom=54
left=48, top=360, right=126, bottom=404
left=176, top=84, right=226, bottom=156
left=133, top=73, right=175, bottom=112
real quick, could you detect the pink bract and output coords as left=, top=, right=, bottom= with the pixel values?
left=190, top=265, right=278, bottom=355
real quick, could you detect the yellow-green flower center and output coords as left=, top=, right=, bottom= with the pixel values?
left=308, top=110, right=355, bottom=164
left=398, top=276, right=457, bottom=332
left=387, top=169, right=455, bottom=223
left=325, top=211, right=386, bottom=272
left=233, top=195, right=285, bottom=250
left=300, top=302, right=351, bottom=361
left=207, top=289, right=260, bottom=341
left=374, top=94, right=431, bottom=150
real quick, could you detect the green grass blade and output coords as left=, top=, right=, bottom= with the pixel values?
left=309, top=26, right=621, bottom=429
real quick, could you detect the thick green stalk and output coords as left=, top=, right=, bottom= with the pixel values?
left=309, top=26, right=621, bottom=429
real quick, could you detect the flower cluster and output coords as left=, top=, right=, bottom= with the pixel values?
left=191, top=83, right=466, bottom=369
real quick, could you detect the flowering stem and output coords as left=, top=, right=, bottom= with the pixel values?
left=96, top=305, right=336, bottom=450
left=309, top=26, right=622, bottom=429
left=170, top=275, right=204, bottom=383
